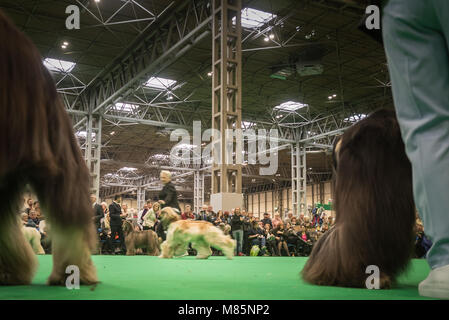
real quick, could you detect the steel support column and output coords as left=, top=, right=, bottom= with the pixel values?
left=291, top=143, right=307, bottom=217
left=137, top=186, right=146, bottom=214
left=86, top=114, right=102, bottom=199
left=210, top=0, right=243, bottom=211
left=194, top=170, right=205, bottom=214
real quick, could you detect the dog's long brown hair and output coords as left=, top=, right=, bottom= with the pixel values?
left=0, top=10, right=96, bottom=285
left=301, top=109, right=415, bottom=288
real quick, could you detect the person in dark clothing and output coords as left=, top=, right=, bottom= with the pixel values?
left=197, top=205, right=208, bottom=221
left=158, top=170, right=181, bottom=212
left=109, top=195, right=126, bottom=254
left=273, top=222, right=290, bottom=256
left=91, top=194, right=104, bottom=230
left=247, top=221, right=267, bottom=256
left=263, top=223, right=279, bottom=256
left=261, top=213, right=272, bottom=228
left=231, top=207, right=244, bottom=256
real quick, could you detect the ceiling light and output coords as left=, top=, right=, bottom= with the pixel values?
left=63, top=41, right=69, bottom=46
left=207, top=71, right=213, bottom=77
left=264, top=37, right=269, bottom=42
left=110, top=131, right=115, bottom=136
left=333, top=94, right=337, bottom=98
left=344, top=114, right=367, bottom=123
left=269, top=34, right=275, bottom=39
left=328, top=96, right=333, bottom=100
left=61, top=45, right=67, bottom=49
left=167, top=94, right=173, bottom=101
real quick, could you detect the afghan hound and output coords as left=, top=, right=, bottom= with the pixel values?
left=122, top=220, right=160, bottom=256
left=0, top=10, right=97, bottom=285
left=301, top=109, right=415, bottom=288
left=159, top=207, right=236, bottom=259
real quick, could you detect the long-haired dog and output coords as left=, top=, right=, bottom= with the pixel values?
left=159, top=207, right=236, bottom=259
left=122, top=220, right=160, bottom=256
left=22, top=226, right=45, bottom=255
left=0, top=10, right=97, bottom=285
left=301, top=109, right=415, bottom=288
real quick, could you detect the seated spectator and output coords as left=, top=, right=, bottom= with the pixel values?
left=298, top=213, right=305, bottom=225
left=291, top=216, right=298, bottom=226
left=138, top=202, right=150, bottom=226
left=142, top=201, right=160, bottom=230
left=261, top=212, right=272, bottom=228
left=214, top=210, right=224, bottom=225
left=415, top=220, right=432, bottom=258
left=181, top=204, right=195, bottom=220
left=28, top=210, right=40, bottom=229
left=197, top=205, right=208, bottom=221
left=247, top=221, right=267, bottom=256
left=263, top=223, right=279, bottom=256
left=273, top=222, right=290, bottom=256
left=24, top=198, right=33, bottom=214
left=272, top=214, right=282, bottom=229
left=38, top=214, right=51, bottom=253
left=21, top=212, right=30, bottom=226
left=283, top=212, right=294, bottom=225
left=284, top=222, right=299, bottom=256
left=223, top=211, right=231, bottom=225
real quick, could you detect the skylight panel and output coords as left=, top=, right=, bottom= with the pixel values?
left=344, top=114, right=367, bottom=123
left=43, top=58, right=76, bottom=73
left=233, top=8, right=276, bottom=29
left=274, top=101, right=308, bottom=112
left=144, top=77, right=177, bottom=90
left=113, top=102, right=138, bottom=112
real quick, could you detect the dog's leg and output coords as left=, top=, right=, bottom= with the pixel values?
left=30, top=230, right=45, bottom=255
left=205, top=233, right=235, bottom=260
left=150, top=232, right=160, bottom=256
left=192, top=241, right=212, bottom=259
left=46, top=226, right=97, bottom=285
left=0, top=180, right=37, bottom=285
left=159, top=240, right=174, bottom=258
left=30, top=148, right=98, bottom=285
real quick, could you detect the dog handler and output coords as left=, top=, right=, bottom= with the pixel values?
left=382, top=0, right=449, bottom=299
left=158, top=170, right=181, bottom=213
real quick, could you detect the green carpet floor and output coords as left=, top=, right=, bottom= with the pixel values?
left=0, top=255, right=433, bottom=300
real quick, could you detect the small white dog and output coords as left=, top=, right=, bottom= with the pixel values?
left=159, top=207, right=235, bottom=259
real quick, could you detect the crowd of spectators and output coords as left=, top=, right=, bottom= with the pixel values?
left=20, top=197, right=432, bottom=259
